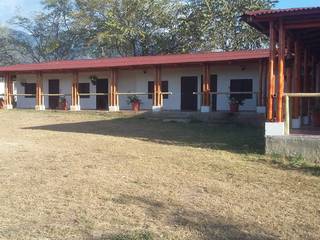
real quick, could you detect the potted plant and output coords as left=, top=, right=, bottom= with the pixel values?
left=59, top=96, right=68, bottom=111
left=312, top=103, right=320, bottom=127
left=229, top=95, right=245, bottom=113
left=127, top=95, right=142, bottom=111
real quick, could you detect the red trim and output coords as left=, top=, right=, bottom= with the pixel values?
left=245, top=7, right=320, bottom=18
left=0, top=50, right=269, bottom=73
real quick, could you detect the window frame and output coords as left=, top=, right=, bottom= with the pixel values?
left=148, top=81, right=169, bottom=99
left=230, top=79, right=253, bottom=100
left=78, top=82, right=90, bottom=99
left=24, top=83, right=36, bottom=99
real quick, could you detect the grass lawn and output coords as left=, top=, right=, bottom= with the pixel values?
left=0, top=110, right=319, bottom=240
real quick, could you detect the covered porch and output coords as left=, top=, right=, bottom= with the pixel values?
left=243, top=7, right=320, bottom=161
left=0, top=50, right=268, bottom=114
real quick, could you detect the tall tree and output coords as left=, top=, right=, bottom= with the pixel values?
left=11, top=0, right=87, bottom=62
left=184, top=0, right=277, bottom=51
left=75, top=0, right=181, bottom=57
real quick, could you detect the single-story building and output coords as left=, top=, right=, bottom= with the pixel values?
left=0, top=50, right=269, bottom=113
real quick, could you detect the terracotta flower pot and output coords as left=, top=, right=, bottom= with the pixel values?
left=131, top=101, right=140, bottom=112
left=229, top=103, right=239, bottom=113
left=312, top=112, right=320, bottom=127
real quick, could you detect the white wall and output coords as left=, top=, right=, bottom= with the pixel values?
left=14, top=61, right=260, bottom=111
left=0, top=78, right=4, bottom=99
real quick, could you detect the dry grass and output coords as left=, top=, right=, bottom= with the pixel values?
left=0, top=110, right=319, bottom=240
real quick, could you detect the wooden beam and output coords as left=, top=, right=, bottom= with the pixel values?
left=277, top=20, right=285, bottom=122
left=267, top=21, right=276, bottom=121
left=285, top=21, right=320, bottom=29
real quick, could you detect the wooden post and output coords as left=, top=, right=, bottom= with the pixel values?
left=35, top=72, right=45, bottom=110
left=4, top=73, right=13, bottom=109
left=267, top=21, right=276, bottom=121
left=109, top=69, right=119, bottom=111
left=202, top=63, right=210, bottom=108
left=285, top=95, right=290, bottom=135
left=153, top=66, right=162, bottom=108
left=277, top=20, right=285, bottom=122
left=70, top=72, right=80, bottom=111
left=293, top=41, right=301, bottom=119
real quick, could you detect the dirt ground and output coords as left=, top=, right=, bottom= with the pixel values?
left=0, top=110, right=319, bottom=240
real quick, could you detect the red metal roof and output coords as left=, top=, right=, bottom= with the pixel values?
left=0, top=49, right=269, bottom=73
left=245, top=7, right=320, bottom=18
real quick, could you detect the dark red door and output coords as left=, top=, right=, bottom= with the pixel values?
left=181, top=76, right=198, bottom=111
left=96, top=79, right=108, bottom=110
left=49, top=79, right=59, bottom=109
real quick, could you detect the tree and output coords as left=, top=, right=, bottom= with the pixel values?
left=184, top=0, right=277, bottom=51
left=11, top=0, right=87, bottom=62
left=75, top=0, right=181, bottom=57
left=0, top=26, right=29, bottom=65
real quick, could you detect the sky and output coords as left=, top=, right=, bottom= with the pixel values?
left=0, top=0, right=319, bottom=26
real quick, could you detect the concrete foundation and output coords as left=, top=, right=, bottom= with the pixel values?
left=292, top=117, right=301, bottom=129
left=302, top=116, right=310, bottom=125
left=109, top=105, right=120, bottom=112
left=266, top=135, right=320, bottom=163
left=70, top=105, right=81, bottom=111
left=35, top=105, right=46, bottom=111
left=152, top=106, right=163, bottom=112
left=265, top=122, right=285, bottom=136
left=200, top=106, right=210, bottom=113
left=4, top=104, right=13, bottom=110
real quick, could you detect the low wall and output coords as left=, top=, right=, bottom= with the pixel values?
left=265, top=135, right=320, bottom=163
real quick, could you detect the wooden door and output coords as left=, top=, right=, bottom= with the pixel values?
left=96, top=79, right=108, bottom=110
left=49, top=79, right=59, bottom=109
left=181, top=76, right=198, bottom=111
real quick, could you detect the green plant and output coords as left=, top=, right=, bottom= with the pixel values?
left=127, top=95, right=142, bottom=105
left=288, top=154, right=305, bottom=168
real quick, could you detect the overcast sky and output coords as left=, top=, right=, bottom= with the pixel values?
left=0, top=0, right=319, bottom=26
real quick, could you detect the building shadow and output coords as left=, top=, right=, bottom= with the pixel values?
left=24, top=115, right=265, bottom=154
left=87, top=194, right=277, bottom=240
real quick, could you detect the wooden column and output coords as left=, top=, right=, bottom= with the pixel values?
left=277, top=20, right=286, bottom=122
left=293, top=41, right=301, bottom=119
left=267, top=21, right=276, bottom=121
left=71, top=72, right=80, bottom=111
left=153, top=66, right=162, bottom=107
left=35, top=72, right=45, bottom=110
left=109, top=69, right=119, bottom=111
left=4, top=73, right=13, bottom=109
left=202, top=63, right=210, bottom=107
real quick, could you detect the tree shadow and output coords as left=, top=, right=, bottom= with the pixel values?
left=24, top=116, right=265, bottom=154
left=88, top=194, right=277, bottom=240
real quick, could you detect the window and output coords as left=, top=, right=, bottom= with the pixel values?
left=148, top=81, right=169, bottom=99
left=148, top=81, right=154, bottom=99
left=230, top=79, right=253, bottom=100
left=79, top=83, right=90, bottom=98
left=25, top=83, right=36, bottom=98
